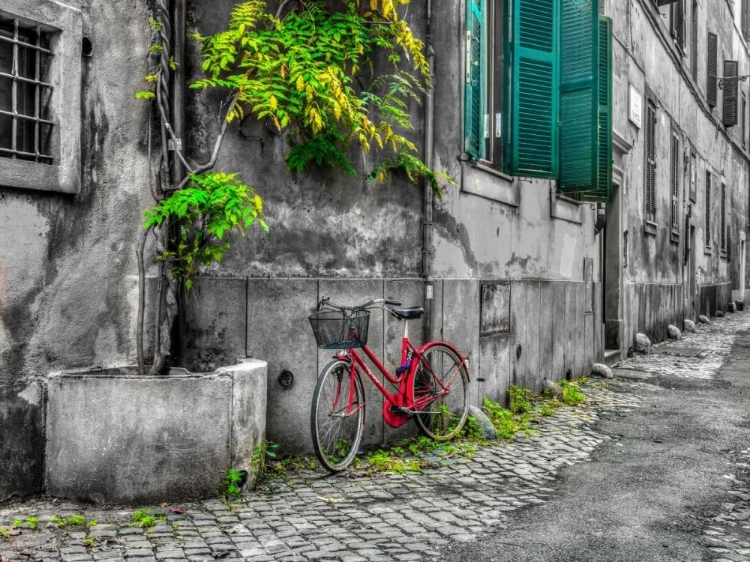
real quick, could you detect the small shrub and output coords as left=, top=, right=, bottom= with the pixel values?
left=0, top=526, right=10, bottom=540
left=11, top=520, right=21, bottom=529
left=66, top=515, right=85, bottom=527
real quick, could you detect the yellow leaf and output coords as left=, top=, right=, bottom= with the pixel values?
left=280, top=66, right=287, bottom=79
left=270, top=95, right=277, bottom=109
left=333, top=102, right=341, bottom=120
left=296, top=75, right=305, bottom=92
left=370, top=0, right=378, bottom=11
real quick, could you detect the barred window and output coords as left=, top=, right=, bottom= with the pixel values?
left=705, top=171, right=711, bottom=247
left=0, top=17, right=54, bottom=163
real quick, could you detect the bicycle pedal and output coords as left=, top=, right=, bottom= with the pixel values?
left=389, top=406, right=412, bottom=415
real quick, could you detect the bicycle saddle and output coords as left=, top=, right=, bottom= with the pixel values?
left=391, top=307, right=424, bottom=320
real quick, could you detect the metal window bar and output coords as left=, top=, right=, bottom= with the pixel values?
left=0, top=18, right=54, bottom=163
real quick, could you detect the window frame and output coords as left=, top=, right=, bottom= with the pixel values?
left=670, top=128, right=680, bottom=233
left=0, top=1, right=81, bottom=195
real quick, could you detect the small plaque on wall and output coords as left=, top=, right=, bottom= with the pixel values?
left=630, top=85, right=642, bottom=129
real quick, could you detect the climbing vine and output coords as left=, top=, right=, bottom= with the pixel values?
left=188, top=0, right=453, bottom=192
left=135, top=0, right=450, bottom=376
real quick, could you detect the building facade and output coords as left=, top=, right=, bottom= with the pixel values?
left=0, top=0, right=748, bottom=499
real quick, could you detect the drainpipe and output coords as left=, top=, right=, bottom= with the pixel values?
left=594, top=203, right=607, bottom=234
left=423, top=0, right=436, bottom=342
left=172, top=0, right=188, bottom=366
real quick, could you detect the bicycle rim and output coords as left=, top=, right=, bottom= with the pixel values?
left=411, top=344, right=469, bottom=440
left=311, top=360, right=365, bottom=472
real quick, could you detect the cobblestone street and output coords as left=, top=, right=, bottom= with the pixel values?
left=2, top=313, right=750, bottom=562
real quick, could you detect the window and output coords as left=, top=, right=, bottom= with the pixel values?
left=463, top=0, right=503, bottom=166
left=463, top=0, right=613, bottom=203
left=645, top=100, right=657, bottom=221
left=691, top=0, right=698, bottom=80
left=721, top=181, right=727, bottom=252
left=705, top=171, right=711, bottom=247
left=0, top=18, right=53, bottom=163
left=670, top=131, right=679, bottom=230
left=0, top=1, right=82, bottom=194
left=707, top=32, right=718, bottom=107
left=670, top=0, right=685, bottom=52
left=723, top=60, right=739, bottom=127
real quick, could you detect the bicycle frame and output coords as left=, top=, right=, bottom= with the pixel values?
left=332, top=320, right=469, bottom=429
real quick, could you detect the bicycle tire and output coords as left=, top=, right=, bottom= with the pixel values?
left=311, top=360, right=365, bottom=472
left=410, top=343, right=469, bottom=441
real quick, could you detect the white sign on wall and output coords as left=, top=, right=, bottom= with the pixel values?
left=629, top=85, right=642, bottom=129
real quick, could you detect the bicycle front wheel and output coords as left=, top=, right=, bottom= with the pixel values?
left=311, top=360, right=365, bottom=472
left=411, top=343, right=469, bottom=441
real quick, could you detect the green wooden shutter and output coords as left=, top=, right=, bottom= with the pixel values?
left=464, top=0, right=485, bottom=160
left=504, top=0, right=558, bottom=178
left=558, top=0, right=600, bottom=194
left=582, top=16, right=613, bottom=203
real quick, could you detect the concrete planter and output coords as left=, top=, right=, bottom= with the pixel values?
left=44, top=359, right=266, bottom=505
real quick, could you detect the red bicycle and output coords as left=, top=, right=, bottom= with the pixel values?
left=308, top=297, right=470, bottom=472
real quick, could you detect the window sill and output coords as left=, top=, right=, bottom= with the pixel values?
left=670, top=229, right=680, bottom=244
left=0, top=158, right=78, bottom=195
left=550, top=193, right=583, bottom=225
left=462, top=162, right=519, bottom=207
left=644, top=221, right=658, bottom=237
left=704, top=246, right=713, bottom=256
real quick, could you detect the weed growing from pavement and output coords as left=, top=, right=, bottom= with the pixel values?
left=223, top=468, right=246, bottom=499
left=131, top=509, right=165, bottom=529
left=561, top=380, right=587, bottom=406
left=0, top=527, right=10, bottom=540
left=51, top=515, right=88, bottom=529
left=11, top=517, right=38, bottom=531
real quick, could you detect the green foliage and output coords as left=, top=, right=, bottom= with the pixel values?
left=87, top=520, right=98, bottom=528
left=366, top=449, right=420, bottom=474
left=560, top=380, right=587, bottom=406
left=483, top=398, right=522, bottom=440
left=82, top=537, right=99, bottom=548
left=135, top=91, right=156, bottom=100
left=143, top=172, right=267, bottom=289
left=11, top=519, right=21, bottom=529
left=508, top=385, right=533, bottom=415
left=250, top=441, right=279, bottom=489
left=51, top=514, right=87, bottom=529
left=11, top=517, right=38, bottom=531
left=0, top=526, right=9, bottom=540
left=223, top=468, right=245, bottom=499
left=189, top=0, right=452, bottom=195
left=131, top=509, right=164, bottom=529
left=462, top=415, right=487, bottom=445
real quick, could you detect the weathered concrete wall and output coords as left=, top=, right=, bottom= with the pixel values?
left=0, top=0, right=153, bottom=384
left=45, top=360, right=266, bottom=504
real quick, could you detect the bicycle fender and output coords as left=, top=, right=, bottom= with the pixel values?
left=414, top=341, right=471, bottom=382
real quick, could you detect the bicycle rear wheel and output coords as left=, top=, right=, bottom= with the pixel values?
left=410, top=343, right=469, bottom=440
left=311, top=360, right=365, bottom=472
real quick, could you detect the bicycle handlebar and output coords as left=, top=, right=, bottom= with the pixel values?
left=317, top=297, right=402, bottom=311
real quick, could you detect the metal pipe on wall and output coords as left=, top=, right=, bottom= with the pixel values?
left=172, top=0, right=188, bottom=366
left=423, top=0, right=436, bottom=343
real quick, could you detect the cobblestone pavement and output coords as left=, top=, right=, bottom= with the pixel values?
left=0, top=389, right=639, bottom=562
left=704, top=448, right=750, bottom=562
left=2, top=312, right=747, bottom=562
left=613, top=312, right=750, bottom=380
